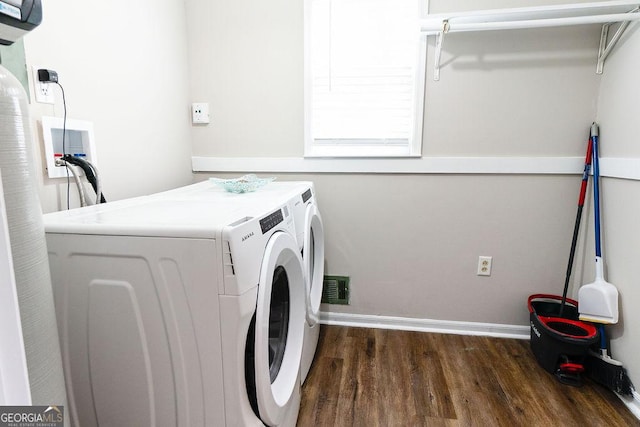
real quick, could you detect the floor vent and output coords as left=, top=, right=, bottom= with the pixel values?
left=322, top=276, right=350, bottom=305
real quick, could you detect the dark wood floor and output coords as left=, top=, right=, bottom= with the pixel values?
left=299, top=326, right=639, bottom=426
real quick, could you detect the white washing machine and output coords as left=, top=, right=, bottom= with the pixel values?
left=151, top=181, right=325, bottom=384
left=43, top=193, right=305, bottom=426
left=278, top=185, right=324, bottom=384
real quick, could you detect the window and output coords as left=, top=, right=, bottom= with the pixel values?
left=305, top=0, right=426, bottom=158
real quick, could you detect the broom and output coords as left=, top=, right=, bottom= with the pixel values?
left=585, top=325, right=634, bottom=396
left=578, top=123, right=618, bottom=324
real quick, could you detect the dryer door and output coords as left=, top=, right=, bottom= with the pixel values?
left=254, top=231, right=305, bottom=426
left=303, top=204, right=325, bottom=326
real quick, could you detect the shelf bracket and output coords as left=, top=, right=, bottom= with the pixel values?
left=596, top=23, right=611, bottom=74
left=596, top=7, right=639, bottom=74
left=433, top=20, right=449, bottom=81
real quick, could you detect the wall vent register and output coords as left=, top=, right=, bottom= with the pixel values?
left=322, top=276, right=350, bottom=305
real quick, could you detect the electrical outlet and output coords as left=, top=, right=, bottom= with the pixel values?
left=32, top=66, right=55, bottom=104
left=477, top=256, right=492, bottom=276
left=191, top=102, right=210, bottom=124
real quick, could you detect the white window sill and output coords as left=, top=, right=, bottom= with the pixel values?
left=304, top=140, right=421, bottom=158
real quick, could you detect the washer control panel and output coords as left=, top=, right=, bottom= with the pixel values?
left=302, top=189, right=312, bottom=203
left=259, top=209, right=284, bottom=234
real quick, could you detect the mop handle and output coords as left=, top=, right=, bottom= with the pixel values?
left=566, top=136, right=593, bottom=280
left=578, top=137, right=593, bottom=206
left=559, top=135, right=593, bottom=316
left=592, top=122, right=601, bottom=258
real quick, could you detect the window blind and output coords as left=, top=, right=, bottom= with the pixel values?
left=310, top=0, right=421, bottom=145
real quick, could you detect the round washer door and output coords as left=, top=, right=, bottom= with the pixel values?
left=303, top=204, right=325, bottom=326
left=254, top=231, right=305, bottom=426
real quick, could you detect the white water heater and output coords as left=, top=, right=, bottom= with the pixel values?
left=0, top=0, right=68, bottom=421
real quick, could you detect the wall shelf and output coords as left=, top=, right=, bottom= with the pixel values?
left=420, top=1, right=640, bottom=80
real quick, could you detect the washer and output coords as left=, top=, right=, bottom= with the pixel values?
left=43, top=193, right=305, bottom=427
left=277, top=185, right=325, bottom=384
left=152, top=181, right=325, bottom=383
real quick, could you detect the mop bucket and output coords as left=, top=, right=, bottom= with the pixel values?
left=528, top=294, right=599, bottom=386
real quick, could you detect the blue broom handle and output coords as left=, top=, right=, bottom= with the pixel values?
left=592, top=131, right=602, bottom=258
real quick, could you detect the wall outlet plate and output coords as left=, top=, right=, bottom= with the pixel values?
left=477, top=256, right=492, bottom=276
left=191, top=102, right=210, bottom=124
left=32, top=66, right=55, bottom=104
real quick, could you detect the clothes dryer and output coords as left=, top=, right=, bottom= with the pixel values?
left=152, top=181, right=325, bottom=383
left=275, top=185, right=325, bottom=384
left=43, top=194, right=305, bottom=427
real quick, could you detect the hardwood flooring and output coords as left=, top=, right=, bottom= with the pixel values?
left=299, top=326, right=639, bottom=426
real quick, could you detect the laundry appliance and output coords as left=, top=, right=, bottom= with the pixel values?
left=43, top=193, right=306, bottom=427
left=272, top=184, right=324, bottom=384
left=151, top=180, right=325, bottom=383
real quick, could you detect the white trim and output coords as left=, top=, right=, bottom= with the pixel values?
left=193, top=156, right=583, bottom=174
left=619, top=390, right=640, bottom=421
left=599, top=157, right=640, bottom=181
left=318, top=311, right=530, bottom=340
left=303, top=0, right=312, bottom=158
left=411, top=32, right=428, bottom=156
left=192, top=156, right=640, bottom=180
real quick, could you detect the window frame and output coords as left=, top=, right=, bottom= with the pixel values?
left=304, top=0, right=428, bottom=158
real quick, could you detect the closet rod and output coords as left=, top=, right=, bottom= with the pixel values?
left=421, top=11, right=640, bottom=34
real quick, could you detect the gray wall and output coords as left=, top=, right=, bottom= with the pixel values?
left=186, top=0, right=604, bottom=325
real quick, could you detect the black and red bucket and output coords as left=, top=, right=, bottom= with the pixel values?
left=528, top=294, right=599, bottom=386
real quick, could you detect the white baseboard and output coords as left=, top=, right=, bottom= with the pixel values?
left=318, top=311, right=530, bottom=340
left=619, top=390, right=640, bottom=421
